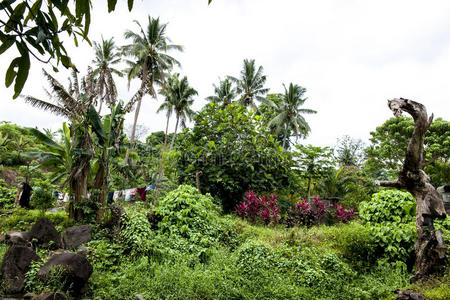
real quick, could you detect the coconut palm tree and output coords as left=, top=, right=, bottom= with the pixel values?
left=230, top=59, right=269, bottom=111
left=156, top=87, right=175, bottom=150
left=206, top=77, right=236, bottom=107
left=122, top=15, right=183, bottom=165
left=92, top=37, right=123, bottom=113
left=269, top=83, right=317, bottom=149
left=166, top=74, right=197, bottom=150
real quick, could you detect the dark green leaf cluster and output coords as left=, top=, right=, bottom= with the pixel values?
left=0, top=0, right=136, bottom=98
left=177, top=103, right=293, bottom=211
left=365, top=116, right=450, bottom=185
left=359, top=190, right=417, bottom=262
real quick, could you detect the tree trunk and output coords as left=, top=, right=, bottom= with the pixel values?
left=71, top=162, right=89, bottom=222
left=307, top=177, right=311, bottom=199
left=283, top=122, right=289, bottom=149
left=154, top=114, right=171, bottom=204
left=98, top=98, right=103, bottom=115
left=376, top=98, right=447, bottom=283
left=124, top=97, right=142, bottom=165
left=170, top=114, right=180, bottom=151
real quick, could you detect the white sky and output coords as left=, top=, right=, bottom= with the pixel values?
left=1, top=0, right=449, bottom=147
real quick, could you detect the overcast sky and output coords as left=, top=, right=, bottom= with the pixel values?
left=1, top=0, right=449, bottom=147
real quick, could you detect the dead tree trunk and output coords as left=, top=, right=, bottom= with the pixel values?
left=376, top=98, right=447, bottom=283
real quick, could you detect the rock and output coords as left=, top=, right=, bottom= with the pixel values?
left=393, top=289, right=426, bottom=300
left=62, top=225, right=91, bottom=250
left=24, top=292, right=38, bottom=300
left=135, top=295, right=145, bottom=300
left=29, top=217, right=62, bottom=249
left=76, top=246, right=93, bottom=258
left=37, top=253, right=93, bottom=295
left=6, top=230, right=31, bottom=245
left=33, top=291, right=67, bottom=300
left=0, top=245, right=41, bottom=294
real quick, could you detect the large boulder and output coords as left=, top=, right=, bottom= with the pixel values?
left=394, top=289, right=426, bottom=300
left=0, top=245, right=40, bottom=294
left=33, top=291, right=67, bottom=300
left=62, top=225, right=91, bottom=250
left=29, top=217, right=62, bottom=249
left=5, top=230, right=31, bottom=246
left=37, top=253, right=93, bottom=295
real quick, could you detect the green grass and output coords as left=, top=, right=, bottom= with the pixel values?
left=1, top=207, right=448, bottom=299
left=0, top=208, right=72, bottom=234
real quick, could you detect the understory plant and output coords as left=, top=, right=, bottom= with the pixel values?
left=236, top=190, right=280, bottom=224
left=286, top=195, right=357, bottom=227
left=359, top=189, right=416, bottom=262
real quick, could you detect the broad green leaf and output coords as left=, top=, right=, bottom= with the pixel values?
left=5, top=57, right=19, bottom=87
left=108, top=0, right=118, bottom=12
left=29, top=128, right=64, bottom=151
left=88, top=105, right=106, bottom=144
left=0, top=38, right=14, bottom=55
left=13, top=46, right=30, bottom=98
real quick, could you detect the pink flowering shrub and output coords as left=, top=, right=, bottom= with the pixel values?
left=236, top=191, right=280, bottom=224
left=286, top=196, right=327, bottom=227
left=332, top=202, right=358, bottom=223
left=286, top=195, right=357, bottom=227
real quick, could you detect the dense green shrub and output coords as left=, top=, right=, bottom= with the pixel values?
left=359, top=190, right=417, bottom=262
left=154, top=185, right=222, bottom=259
left=0, top=209, right=71, bottom=233
left=0, top=185, right=16, bottom=209
left=359, top=189, right=415, bottom=224
left=30, top=189, right=55, bottom=214
left=177, top=103, right=293, bottom=211
left=120, top=212, right=156, bottom=257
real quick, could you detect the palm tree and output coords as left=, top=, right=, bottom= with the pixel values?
left=206, top=77, right=236, bottom=107
left=122, top=15, right=183, bottom=165
left=269, top=83, right=317, bottom=149
left=156, top=87, right=175, bottom=150
left=166, top=74, right=197, bottom=150
left=92, top=37, right=122, bottom=113
left=230, top=59, right=269, bottom=111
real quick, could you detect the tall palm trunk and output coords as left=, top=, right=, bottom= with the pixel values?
left=170, top=113, right=180, bottom=151
left=124, top=66, right=148, bottom=166
left=123, top=97, right=142, bottom=165
left=282, top=122, right=289, bottom=149
left=154, top=113, right=171, bottom=204
left=163, top=112, right=170, bottom=147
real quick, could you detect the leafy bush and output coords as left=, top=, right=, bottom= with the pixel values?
left=25, top=261, right=69, bottom=295
left=154, top=185, right=223, bottom=259
left=359, top=190, right=416, bottom=262
left=236, top=191, right=280, bottom=224
left=0, top=185, right=16, bottom=209
left=120, top=212, right=156, bottom=256
left=286, top=196, right=357, bottom=227
left=331, top=202, right=358, bottom=223
left=359, top=189, right=415, bottom=224
left=30, top=189, right=54, bottom=214
left=177, top=103, right=293, bottom=212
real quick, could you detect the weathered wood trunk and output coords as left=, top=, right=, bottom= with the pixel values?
left=376, top=98, right=447, bottom=283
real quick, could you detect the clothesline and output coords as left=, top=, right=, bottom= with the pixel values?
left=108, top=184, right=157, bottom=204
left=32, top=183, right=157, bottom=204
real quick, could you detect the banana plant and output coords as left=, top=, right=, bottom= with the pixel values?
left=88, top=101, right=126, bottom=219
left=28, top=122, right=74, bottom=186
